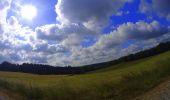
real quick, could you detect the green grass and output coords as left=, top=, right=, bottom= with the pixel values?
left=1, top=51, right=170, bottom=100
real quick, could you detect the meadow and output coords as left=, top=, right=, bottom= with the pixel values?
left=1, top=51, right=170, bottom=100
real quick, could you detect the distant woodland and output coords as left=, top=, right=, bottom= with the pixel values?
left=0, top=41, right=170, bottom=75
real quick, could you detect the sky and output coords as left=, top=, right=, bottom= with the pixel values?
left=0, top=0, right=170, bottom=66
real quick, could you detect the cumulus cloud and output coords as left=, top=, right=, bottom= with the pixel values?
left=93, top=21, right=169, bottom=50
left=140, top=0, right=170, bottom=21
left=56, top=0, right=132, bottom=31
left=0, top=0, right=11, bottom=34
left=35, top=23, right=96, bottom=42
left=0, top=24, right=4, bottom=34
left=0, top=0, right=36, bottom=63
left=115, top=21, right=168, bottom=39
left=46, top=20, right=170, bottom=66
left=0, top=0, right=170, bottom=66
left=7, top=16, right=18, bottom=26
left=35, top=24, right=65, bottom=41
left=0, top=0, right=11, bottom=23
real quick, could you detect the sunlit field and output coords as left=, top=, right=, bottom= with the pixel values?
left=1, top=51, right=170, bottom=100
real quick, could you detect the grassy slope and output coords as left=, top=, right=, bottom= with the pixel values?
left=0, top=51, right=170, bottom=100
left=134, top=77, right=170, bottom=100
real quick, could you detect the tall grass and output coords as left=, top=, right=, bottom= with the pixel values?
left=116, top=58, right=170, bottom=99
left=0, top=51, right=170, bottom=100
left=0, top=79, right=43, bottom=100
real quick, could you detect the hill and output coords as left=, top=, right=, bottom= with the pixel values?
left=0, top=50, right=170, bottom=99
left=0, top=41, right=170, bottom=74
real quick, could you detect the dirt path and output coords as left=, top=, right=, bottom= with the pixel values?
left=135, top=79, right=170, bottom=100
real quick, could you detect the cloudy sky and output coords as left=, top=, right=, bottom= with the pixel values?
left=0, top=0, right=170, bottom=66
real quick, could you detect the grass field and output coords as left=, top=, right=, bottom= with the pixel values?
left=1, top=51, right=170, bottom=100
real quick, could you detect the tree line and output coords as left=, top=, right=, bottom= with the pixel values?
left=0, top=41, right=170, bottom=75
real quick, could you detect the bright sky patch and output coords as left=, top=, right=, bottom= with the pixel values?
left=21, top=5, right=37, bottom=20
left=0, top=0, right=170, bottom=66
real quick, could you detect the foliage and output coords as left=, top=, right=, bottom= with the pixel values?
left=0, top=50, right=170, bottom=99
left=0, top=41, right=170, bottom=74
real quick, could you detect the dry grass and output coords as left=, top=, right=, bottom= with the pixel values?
left=0, top=51, right=170, bottom=100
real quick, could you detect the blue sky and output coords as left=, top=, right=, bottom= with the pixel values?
left=0, top=0, right=170, bottom=66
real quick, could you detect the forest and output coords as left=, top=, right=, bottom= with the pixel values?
left=0, top=41, right=170, bottom=75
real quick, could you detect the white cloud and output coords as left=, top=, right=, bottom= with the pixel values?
left=140, top=0, right=170, bottom=21
left=0, top=0, right=170, bottom=66
left=55, top=0, right=132, bottom=31
left=0, top=0, right=11, bottom=23
left=46, top=20, right=170, bottom=66
left=93, top=21, right=168, bottom=50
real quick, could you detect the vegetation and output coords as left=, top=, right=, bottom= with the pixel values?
left=0, top=41, right=170, bottom=74
left=0, top=50, right=170, bottom=99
